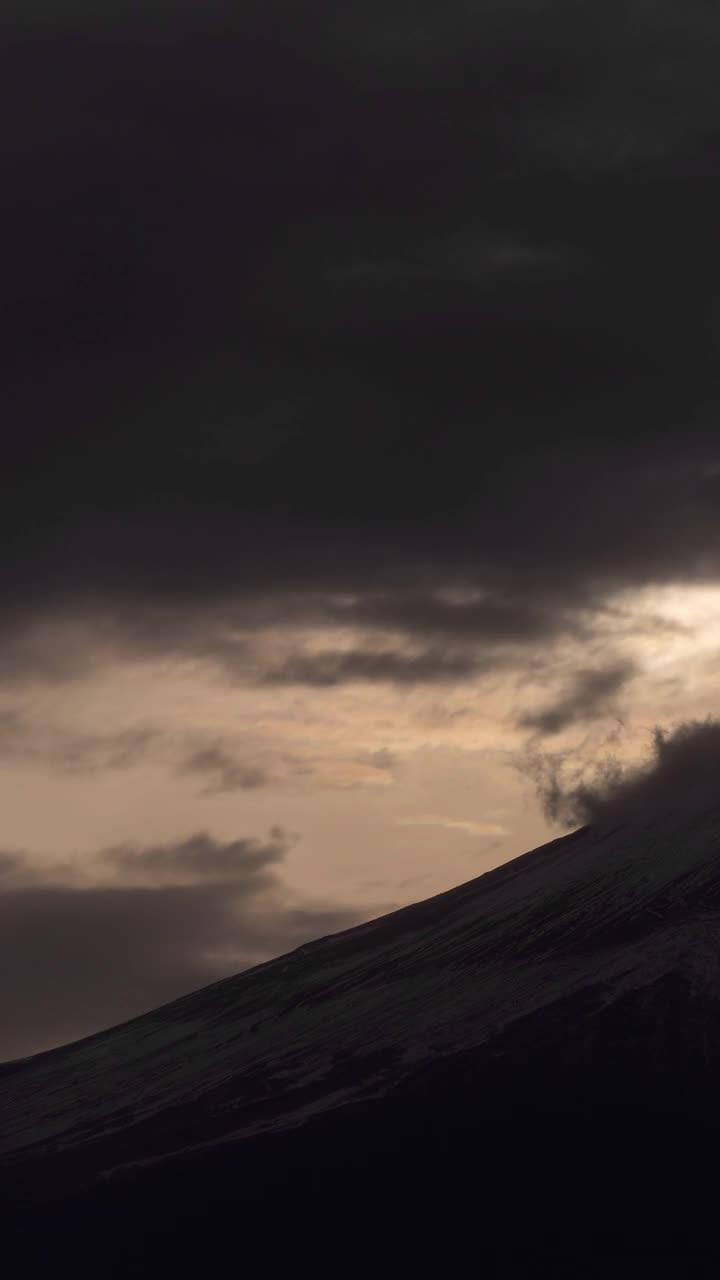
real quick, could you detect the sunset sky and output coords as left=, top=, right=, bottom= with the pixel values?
left=4, top=1, right=720, bottom=1060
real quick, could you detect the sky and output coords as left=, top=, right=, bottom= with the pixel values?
left=3, top=1, right=720, bottom=1060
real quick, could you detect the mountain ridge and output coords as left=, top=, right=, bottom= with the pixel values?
left=4, top=809, right=720, bottom=1267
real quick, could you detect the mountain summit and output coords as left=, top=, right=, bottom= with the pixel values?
left=5, top=810, right=720, bottom=1269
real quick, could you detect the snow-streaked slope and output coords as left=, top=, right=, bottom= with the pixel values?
left=3, top=808, right=720, bottom=1176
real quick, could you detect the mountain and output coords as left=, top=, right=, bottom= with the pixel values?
left=4, top=811, right=720, bottom=1273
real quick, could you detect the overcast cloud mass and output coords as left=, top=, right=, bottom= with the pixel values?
left=3, top=1, right=720, bottom=1057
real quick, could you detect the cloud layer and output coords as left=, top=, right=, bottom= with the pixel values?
left=2, top=2, right=720, bottom=687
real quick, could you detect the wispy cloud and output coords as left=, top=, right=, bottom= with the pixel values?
left=518, top=660, right=637, bottom=736
left=396, top=814, right=510, bottom=838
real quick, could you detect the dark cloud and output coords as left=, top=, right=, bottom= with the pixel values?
left=365, top=748, right=397, bottom=774
left=177, top=746, right=269, bottom=793
left=0, top=852, right=24, bottom=879
left=2, top=3, right=720, bottom=680
left=523, top=718, right=720, bottom=829
left=0, top=710, right=158, bottom=773
left=519, top=659, right=636, bottom=735
left=101, top=828, right=294, bottom=885
left=0, top=598, right=571, bottom=688
left=0, top=712, right=271, bottom=793
left=54, top=728, right=159, bottom=772
left=326, top=593, right=578, bottom=643
left=0, top=829, right=368, bottom=1063
left=0, top=711, right=392, bottom=793
left=260, top=645, right=491, bottom=687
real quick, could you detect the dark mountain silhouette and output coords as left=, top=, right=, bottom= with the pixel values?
left=4, top=810, right=720, bottom=1274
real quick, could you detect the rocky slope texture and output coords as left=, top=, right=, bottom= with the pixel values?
left=4, top=811, right=720, bottom=1269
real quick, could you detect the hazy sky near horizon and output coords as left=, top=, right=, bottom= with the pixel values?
left=4, top=1, right=720, bottom=1059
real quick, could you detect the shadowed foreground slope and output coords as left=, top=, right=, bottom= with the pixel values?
left=4, top=811, right=720, bottom=1270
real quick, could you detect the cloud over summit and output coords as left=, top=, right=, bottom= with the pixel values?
left=525, top=718, right=720, bottom=830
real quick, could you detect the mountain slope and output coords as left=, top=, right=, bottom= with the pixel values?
left=4, top=810, right=720, bottom=1268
